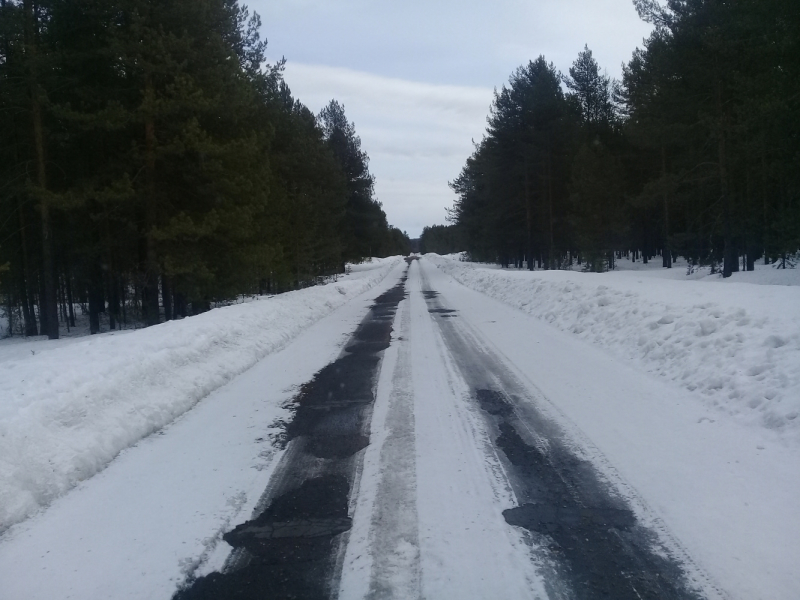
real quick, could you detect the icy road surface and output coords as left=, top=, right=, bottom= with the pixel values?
left=1, top=257, right=798, bottom=599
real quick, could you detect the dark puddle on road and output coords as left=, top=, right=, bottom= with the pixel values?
left=474, top=389, right=703, bottom=600
left=174, top=267, right=409, bottom=600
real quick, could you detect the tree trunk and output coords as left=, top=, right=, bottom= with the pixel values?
left=107, top=275, right=117, bottom=331
left=174, top=292, right=186, bottom=319
left=17, top=202, right=38, bottom=336
left=143, top=72, right=160, bottom=326
left=17, top=271, right=34, bottom=336
left=162, top=272, right=172, bottom=321
left=642, top=229, right=649, bottom=264
left=547, top=140, right=555, bottom=270
left=37, top=267, right=48, bottom=335
left=717, top=85, right=735, bottom=278
left=100, top=206, right=119, bottom=330
left=525, top=155, right=534, bottom=271
left=5, top=292, right=13, bottom=337
left=57, top=273, right=65, bottom=328
left=88, top=287, right=101, bottom=334
left=65, top=271, right=76, bottom=328
left=24, top=0, right=58, bottom=338
left=661, top=145, right=672, bottom=268
left=761, top=137, right=769, bottom=265
left=120, top=276, right=127, bottom=326
left=88, top=261, right=103, bottom=334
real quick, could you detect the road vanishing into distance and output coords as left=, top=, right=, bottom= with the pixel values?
left=176, top=258, right=711, bottom=600
left=9, top=255, right=779, bottom=600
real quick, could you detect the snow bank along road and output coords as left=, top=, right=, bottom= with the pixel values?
left=0, top=257, right=401, bottom=533
left=1, top=257, right=798, bottom=599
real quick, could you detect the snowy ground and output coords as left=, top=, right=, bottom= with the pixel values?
left=416, top=257, right=800, bottom=600
left=0, top=257, right=402, bottom=533
left=428, top=254, right=800, bottom=443
left=0, top=255, right=798, bottom=600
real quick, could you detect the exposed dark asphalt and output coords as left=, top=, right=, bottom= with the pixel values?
left=174, top=263, right=410, bottom=600
left=418, top=264, right=704, bottom=600
left=175, top=258, right=706, bottom=599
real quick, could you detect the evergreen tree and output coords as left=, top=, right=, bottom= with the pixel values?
left=318, top=100, right=393, bottom=262
left=450, top=57, right=578, bottom=268
left=564, top=45, right=617, bottom=135
left=0, top=0, right=407, bottom=338
left=419, top=225, right=463, bottom=255
left=448, top=3, right=799, bottom=274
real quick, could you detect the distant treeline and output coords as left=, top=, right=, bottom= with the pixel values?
left=0, top=0, right=409, bottom=339
left=449, top=0, right=799, bottom=274
left=419, top=224, right=463, bottom=256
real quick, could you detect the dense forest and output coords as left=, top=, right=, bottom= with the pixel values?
left=0, top=0, right=409, bottom=339
left=419, top=224, right=462, bottom=256
left=448, top=0, right=799, bottom=275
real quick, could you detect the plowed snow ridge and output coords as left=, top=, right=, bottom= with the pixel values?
left=0, top=258, right=402, bottom=532
left=427, top=254, right=800, bottom=442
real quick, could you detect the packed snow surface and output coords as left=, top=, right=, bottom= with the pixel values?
left=0, top=257, right=401, bottom=532
left=0, top=257, right=797, bottom=600
left=427, top=254, right=800, bottom=442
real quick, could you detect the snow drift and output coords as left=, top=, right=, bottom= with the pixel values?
left=426, top=254, right=800, bottom=442
left=0, top=257, right=401, bottom=532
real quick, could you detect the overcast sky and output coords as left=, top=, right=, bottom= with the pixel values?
left=247, top=0, right=653, bottom=238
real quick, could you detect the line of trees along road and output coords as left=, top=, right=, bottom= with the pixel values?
left=0, top=0, right=409, bottom=339
left=419, top=224, right=463, bottom=256
left=449, top=0, right=799, bottom=275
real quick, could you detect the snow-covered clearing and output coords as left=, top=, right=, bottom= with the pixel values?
left=427, top=254, right=800, bottom=443
left=0, top=257, right=402, bottom=533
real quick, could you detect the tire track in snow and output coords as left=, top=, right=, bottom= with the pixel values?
left=174, top=265, right=411, bottom=599
left=339, top=271, right=421, bottom=599
left=417, top=259, right=713, bottom=600
left=406, top=260, right=545, bottom=600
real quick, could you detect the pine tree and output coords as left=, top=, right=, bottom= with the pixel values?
left=318, top=100, right=388, bottom=263
left=564, top=45, right=617, bottom=135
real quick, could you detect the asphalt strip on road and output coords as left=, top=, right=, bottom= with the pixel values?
left=416, top=261, right=706, bottom=600
left=176, top=257, right=714, bottom=600
left=174, top=261, right=412, bottom=599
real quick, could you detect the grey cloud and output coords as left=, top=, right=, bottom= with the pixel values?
left=255, top=1, right=652, bottom=236
left=284, top=63, right=492, bottom=236
left=250, top=0, right=651, bottom=85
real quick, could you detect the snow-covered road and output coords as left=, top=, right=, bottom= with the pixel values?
left=1, top=257, right=798, bottom=600
left=338, top=258, right=544, bottom=599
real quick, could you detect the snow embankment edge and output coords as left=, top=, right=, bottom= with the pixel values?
left=425, top=255, right=800, bottom=443
left=0, top=257, right=403, bottom=533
